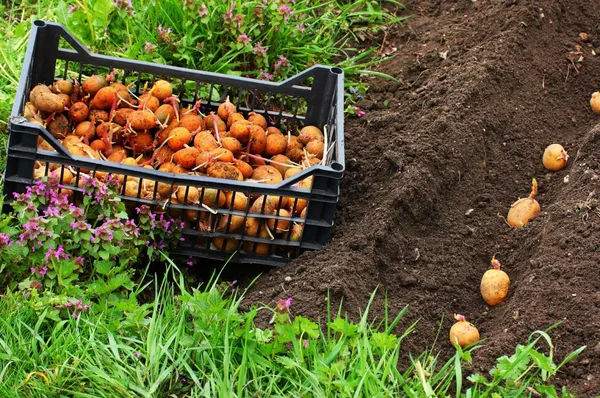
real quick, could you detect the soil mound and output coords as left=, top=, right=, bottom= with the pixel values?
left=243, top=1, right=600, bottom=394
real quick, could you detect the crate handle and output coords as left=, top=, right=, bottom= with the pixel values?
left=34, top=122, right=75, bottom=160
left=33, top=20, right=93, bottom=58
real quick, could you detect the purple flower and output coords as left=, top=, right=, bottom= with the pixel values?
left=43, top=206, right=61, bottom=218
left=75, top=256, right=85, bottom=266
left=30, top=267, right=36, bottom=274
left=92, top=224, right=114, bottom=243
left=224, top=1, right=234, bottom=19
left=258, top=69, right=273, bottom=81
left=235, top=14, right=244, bottom=29
left=198, top=3, right=208, bottom=17
left=145, top=41, right=157, bottom=54
left=134, top=352, right=142, bottom=358
left=113, top=0, right=135, bottom=15
left=276, top=297, right=293, bottom=312
left=274, top=55, right=289, bottom=71
left=71, top=206, right=85, bottom=219
left=24, top=292, right=31, bottom=297
left=295, top=23, right=305, bottom=34
left=72, top=312, right=79, bottom=319
left=13, top=192, right=31, bottom=202
left=67, top=4, right=80, bottom=13
left=70, top=220, right=91, bottom=231
left=303, top=340, right=309, bottom=349
left=252, top=42, right=269, bottom=56
left=39, top=266, right=48, bottom=276
left=136, top=205, right=151, bottom=215
left=354, top=106, right=366, bottom=118
left=277, top=4, right=292, bottom=21
left=157, top=24, right=173, bottom=43
left=0, top=233, right=11, bottom=248
left=46, top=247, right=57, bottom=263
left=237, top=34, right=252, bottom=46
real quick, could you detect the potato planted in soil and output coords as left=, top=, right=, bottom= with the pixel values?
left=542, top=144, right=568, bottom=172
left=507, top=178, right=541, bottom=228
left=480, top=256, right=510, bottom=306
left=23, top=73, right=329, bottom=256
left=449, top=314, right=480, bottom=348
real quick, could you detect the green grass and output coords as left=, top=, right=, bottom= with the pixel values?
left=0, top=0, right=403, bottom=130
left=0, top=259, right=585, bottom=397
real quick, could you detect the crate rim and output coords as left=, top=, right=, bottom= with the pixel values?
left=5, top=19, right=347, bottom=266
left=11, top=20, right=346, bottom=180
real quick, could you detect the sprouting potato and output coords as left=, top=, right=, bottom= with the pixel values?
left=449, top=314, right=480, bottom=348
left=82, top=75, right=108, bottom=96
left=480, top=256, right=510, bottom=306
left=217, top=97, right=236, bottom=121
left=47, top=114, right=70, bottom=139
left=179, top=114, right=204, bottom=132
left=173, top=147, right=200, bottom=169
left=69, top=102, right=89, bottom=123
left=507, top=178, right=541, bottom=228
left=248, top=112, right=267, bottom=130
left=151, top=79, right=173, bottom=101
left=34, top=91, right=65, bottom=114
left=251, top=165, right=283, bottom=184
left=128, top=110, right=157, bottom=131
left=167, top=127, right=192, bottom=151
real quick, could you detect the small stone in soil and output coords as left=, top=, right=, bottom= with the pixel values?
left=284, top=276, right=292, bottom=282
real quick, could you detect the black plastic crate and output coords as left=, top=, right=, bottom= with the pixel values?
left=4, top=20, right=345, bottom=266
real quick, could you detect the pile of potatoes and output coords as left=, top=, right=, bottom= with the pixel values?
left=24, top=74, right=328, bottom=255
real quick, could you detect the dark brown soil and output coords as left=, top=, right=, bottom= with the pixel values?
left=243, top=0, right=600, bottom=394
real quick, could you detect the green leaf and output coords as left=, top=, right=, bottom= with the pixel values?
left=58, top=260, right=74, bottom=279
left=534, top=384, right=558, bottom=398
left=467, top=373, right=488, bottom=385
left=95, top=260, right=113, bottom=276
left=490, top=346, right=530, bottom=381
left=529, top=349, right=556, bottom=374
left=292, top=316, right=320, bottom=339
left=370, top=332, right=398, bottom=351
left=114, top=211, right=128, bottom=219
left=107, top=245, right=121, bottom=256
left=254, top=328, right=273, bottom=344
left=329, top=318, right=358, bottom=337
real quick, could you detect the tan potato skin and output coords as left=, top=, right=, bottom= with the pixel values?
left=542, top=144, right=567, bottom=172
left=173, top=147, right=200, bottom=169
left=216, top=214, right=245, bottom=233
left=480, top=269, right=510, bottom=306
left=449, top=321, right=480, bottom=347
left=207, top=162, right=243, bottom=181
left=251, top=165, right=283, bottom=184
left=590, top=91, right=600, bottom=114
left=212, top=237, right=239, bottom=252
left=506, top=199, right=540, bottom=228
